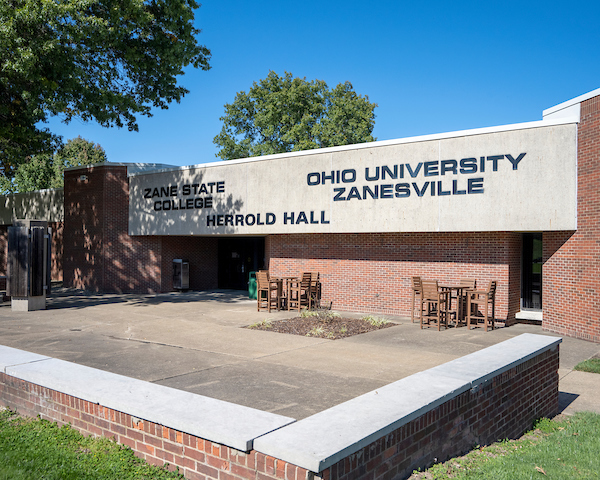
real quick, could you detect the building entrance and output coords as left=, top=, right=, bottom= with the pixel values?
left=522, top=233, right=542, bottom=310
left=217, top=237, right=265, bottom=290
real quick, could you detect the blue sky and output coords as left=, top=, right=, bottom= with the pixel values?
left=46, top=0, right=600, bottom=167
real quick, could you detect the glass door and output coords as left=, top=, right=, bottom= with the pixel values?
left=522, top=233, right=542, bottom=310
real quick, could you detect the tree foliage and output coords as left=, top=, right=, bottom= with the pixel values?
left=0, top=136, right=106, bottom=193
left=213, top=71, right=377, bottom=160
left=0, top=0, right=211, bottom=176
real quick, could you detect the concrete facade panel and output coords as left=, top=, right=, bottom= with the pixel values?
left=129, top=123, right=577, bottom=236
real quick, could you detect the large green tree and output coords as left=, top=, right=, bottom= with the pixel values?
left=1, top=136, right=107, bottom=193
left=213, top=71, right=377, bottom=160
left=0, top=0, right=210, bottom=177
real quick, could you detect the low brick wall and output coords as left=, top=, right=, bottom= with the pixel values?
left=0, top=334, right=560, bottom=480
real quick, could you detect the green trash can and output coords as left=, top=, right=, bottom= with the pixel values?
left=248, top=271, right=257, bottom=300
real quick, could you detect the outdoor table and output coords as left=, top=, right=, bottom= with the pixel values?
left=272, top=276, right=299, bottom=310
left=439, top=284, right=473, bottom=326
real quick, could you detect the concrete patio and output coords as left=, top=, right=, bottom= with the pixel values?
left=0, top=287, right=598, bottom=420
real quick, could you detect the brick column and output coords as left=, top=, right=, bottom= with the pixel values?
left=543, top=94, right=600, bottom=342
left=63, top=165, right=162, bottom=293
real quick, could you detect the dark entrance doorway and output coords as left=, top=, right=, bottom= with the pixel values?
left=217, top=237, right=265, bottom=290
left=522, top=233, right=542, bottom=310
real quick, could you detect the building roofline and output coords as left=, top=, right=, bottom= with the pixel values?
left=65, top=162, right=175, bottom=174
left=128, top=115, right=578, bottom=178
left=543, top=87, right=600, bottom=117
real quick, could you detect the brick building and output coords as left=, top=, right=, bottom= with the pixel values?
left=1, top=88, right=599, bottom=343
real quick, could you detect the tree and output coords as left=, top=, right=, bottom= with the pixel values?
left=0, top=136, right=106, bottom=193
left=213, top=71, right=377, bottom=160
left=0, top=0, right=211, bottom=177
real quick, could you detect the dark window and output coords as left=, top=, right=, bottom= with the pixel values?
left=522, top=233, right=542, bottom=310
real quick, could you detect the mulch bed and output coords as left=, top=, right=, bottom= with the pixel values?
left=246, top=316, right=397, bottom=340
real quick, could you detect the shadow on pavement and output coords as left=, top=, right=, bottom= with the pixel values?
left=43, top=286, right=252, bottom=310
left=558, top=391, right=579, bottom=412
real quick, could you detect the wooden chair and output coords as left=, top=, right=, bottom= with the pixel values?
left=420, top=280, right=450, bottom=330
left=288, top=272, right=312, bottom=312
left=308, top=272, right=321, bottom=309
left=256, top=270, right=280, bottom=312
left=466, top=281, right=497, bottom=331
left=410, top=276, right=423, bottom=323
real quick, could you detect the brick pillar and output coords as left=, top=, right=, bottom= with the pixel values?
left=63, top=165, right=162, bottom=293
left=543, top=95, right=600, bottom=342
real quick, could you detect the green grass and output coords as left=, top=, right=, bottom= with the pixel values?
left=411, top=412, right=600, bottom=479
left=0, top=408, right=183, bottom=480
left=574, top=358, right=600, bottom=374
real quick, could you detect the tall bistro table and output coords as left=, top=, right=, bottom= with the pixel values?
left=272, top=276, right=300, bottom=310
left=439, top=284, right=473, bottom=327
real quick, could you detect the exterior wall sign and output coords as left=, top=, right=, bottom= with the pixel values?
left=128, top=123, right=577, bottom=236
left=306, top=153, right=525, bottom=202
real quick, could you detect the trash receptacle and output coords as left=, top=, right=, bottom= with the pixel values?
left=248, top=271, right=257, bottom=299
left=173, top=259, right=189, bottom=290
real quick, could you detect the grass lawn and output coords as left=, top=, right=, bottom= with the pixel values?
left=2, top=407, right=599, bottom=480
left=0, top=408, right=183, bottom=480
left=410, top=412, right=600, bottom=479
left=574, top=358, right=600, bottom=374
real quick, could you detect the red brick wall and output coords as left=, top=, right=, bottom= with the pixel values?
left=160, top=237, right=218, bottom=291
left=63, top=165, right=219, bottom=294
left=63, top=166, right=162, bottom=293
left=50, top=221, right=64, bottom=281
left=543, top=95, right=600, bottom=342
left=0, top=344, right=559, bottom=480
left=268, top=232, right=521, bottom=321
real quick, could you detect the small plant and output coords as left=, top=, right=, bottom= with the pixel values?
left=248, top=319, right=272, bottom=329
left=301, top=308, right=340, bottom=322
left=362, top=315, right=389, bottom=327
left=322, top=311, right=341, bottom=321
left=340, top=325, right=348, bottom=334
left=574, top=358, right=600, bottom=374
left=306, top=326, right=325, bottom=337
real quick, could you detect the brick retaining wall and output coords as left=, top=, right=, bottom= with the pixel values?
left=1, top=334, right=560, bottom=480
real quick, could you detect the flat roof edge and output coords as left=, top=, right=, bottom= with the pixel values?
left=127, top=116, right=578, bottom=178
left=65, top=162, right=176, bottom=174
left=543, top=87, right=600, bottom=116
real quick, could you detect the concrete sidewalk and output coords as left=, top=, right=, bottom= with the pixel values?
left=0, top=288, right=598, bottom=419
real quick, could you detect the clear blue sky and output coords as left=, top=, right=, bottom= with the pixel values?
left=46, top=0, right=600, bottom=167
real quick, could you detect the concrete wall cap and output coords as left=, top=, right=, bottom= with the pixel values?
left=2, top=351, right=295, bottom=451
left=253, top=333, right=561, bottom=472
left=0, top=345, right=50, bottom=370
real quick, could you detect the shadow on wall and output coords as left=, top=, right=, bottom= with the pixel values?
left=129, top=167, right=245, bottom=237
left=65, top=166, right=162, bottom=294
left=0, top=189, right=64, bottom=225
left=65, top=166, right=246, bottom=294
